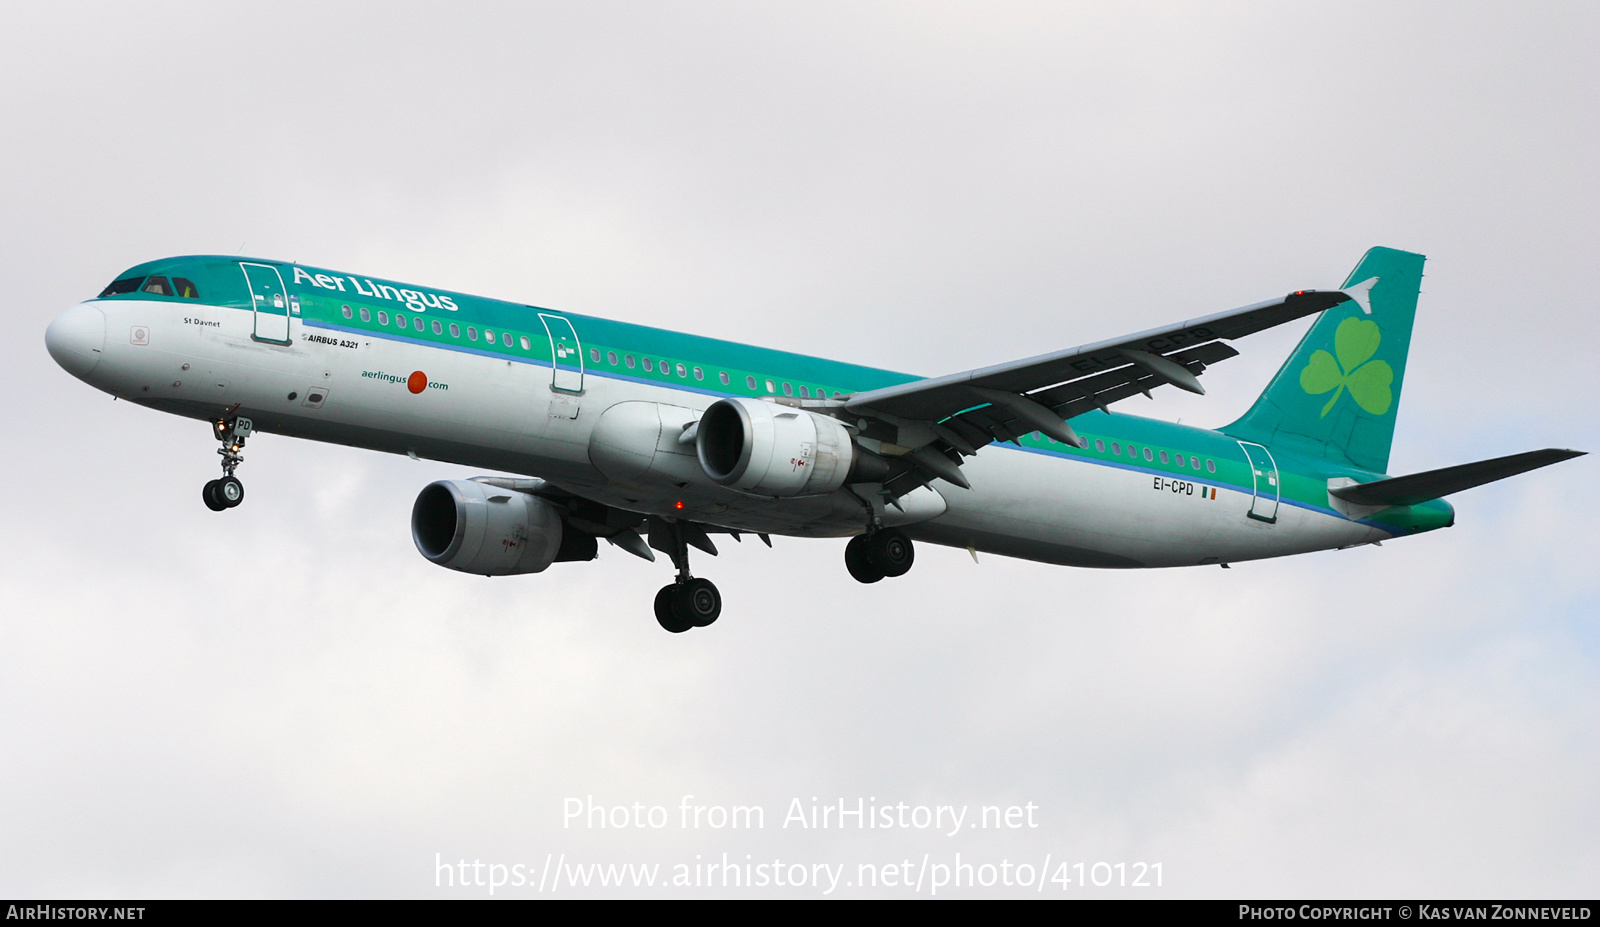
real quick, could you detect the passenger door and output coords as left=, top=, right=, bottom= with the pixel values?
left=240, top=263, right=291, bottom=344
left=540, top=313, right=583, bottom=393
left=1237, top=440, right=1280, bottom=523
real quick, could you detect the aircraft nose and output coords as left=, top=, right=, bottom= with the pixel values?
left=45, top=302, right=107, bottom=381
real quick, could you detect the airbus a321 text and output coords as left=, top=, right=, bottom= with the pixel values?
left=44, top=247, right=1582, bottom=632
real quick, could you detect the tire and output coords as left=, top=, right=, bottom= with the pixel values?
left=845, top=535, right=885, bottom=584
left=654, top=585, right=693, bottom=633
left=202, top=480, right=227, bottom=512
left=866, top=528, right=914, bottom=577
left=675, top=578, right=721, bottom=627
left=217, top=476, right=245, bottom=508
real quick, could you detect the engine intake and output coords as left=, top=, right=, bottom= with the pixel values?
left=695, top=397, right=855, bottom=497
left=411, top=479, right=565, bottom=575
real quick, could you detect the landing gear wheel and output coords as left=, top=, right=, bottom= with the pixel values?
left=209, top=416, right=252, bottom=510
left=866, top=528, right=914, bottom=577
left=845, top=535, right=886, bottom=584
left=216, top=476, right=245, bottom=508
left=674, top=578, right=722, bottom=627
left=654, top=585, right=693, bottom=634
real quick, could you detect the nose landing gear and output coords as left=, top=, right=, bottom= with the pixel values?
left=203, top=416, right=252, bottom=511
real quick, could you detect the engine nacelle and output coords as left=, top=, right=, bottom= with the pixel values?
left=696, top=397, right=855, bottom=497
left=411, top=479, right=564, bottom=575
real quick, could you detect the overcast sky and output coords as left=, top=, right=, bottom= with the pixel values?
left=2, top=1, right=1595, bottom=898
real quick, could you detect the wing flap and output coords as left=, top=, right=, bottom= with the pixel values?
left=845, top=290, right=1348, bottom=422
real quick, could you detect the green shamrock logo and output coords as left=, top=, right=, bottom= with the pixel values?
left=1299, top=317, right=1394, bottom=417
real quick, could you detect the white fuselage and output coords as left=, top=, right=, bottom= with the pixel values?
left=55, top=297, right=1387, bottom=569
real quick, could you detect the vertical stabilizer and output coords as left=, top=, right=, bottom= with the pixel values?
left=1223, top=247, right=1425, bottom=474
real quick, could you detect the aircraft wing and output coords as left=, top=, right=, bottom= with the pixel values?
left=845, top=289, right=1352, bottom=454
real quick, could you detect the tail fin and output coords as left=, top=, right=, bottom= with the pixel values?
left=1223, top=247, right=1425, bottom=474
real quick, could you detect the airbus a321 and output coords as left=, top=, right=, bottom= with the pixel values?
left=44, top=247, right=1581, bottom=632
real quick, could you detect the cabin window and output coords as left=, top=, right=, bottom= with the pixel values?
left=341, top=305, right=353, bottom=319
left=782, top=382, right=793, bottom=396
left=719, top=372, right=730, bottom=385
left=1095, top=439, right=1105, bottom=453
left=484, top=328, right=495, bottom=343
left=607, top=351, right=618, bottom=366
left=1159, top=450, right=1168, bottom=464
left=676, top=363, right=687, bottom=378
left=643, top=358, right=653, bottom=372
left=467, top=326, right=478, bottom=341
left=799, top=386, right=809, bottom=398
left=1143, top=447, right=1153, bottom=461
left=377, top=311, right=389, bottom=325
left=765, top=379, right=775, bottom=393
left=1190, top=455, right=1199, bottom=469
left=432, top=319, right=442, bottom=335
left=693, top=366, right=704, bottom=381
left=659, top=359, right=669, bottom=374
left=174, top=278, right=200, bottom=298
left=449, top=322, right=460, bottom=338
left=1111, top=442, right=1121, bottom=455
left=395, top=314, right=406, bottom=328
left=520, top=335, right=531, bottom=350
left=504, top=333, right=513, bottom=347
left=1175, top=454, right=1185, bottom=468
left=414, top=317, right=425, bottom=332
left=98, top=276, right=144, bottom=297
left=625, top=354, right=636, bottom=368
left=142, top=276, right=173, bottom=296
left=360, top=308, right=371, bottom=322
left=1206, top=459, right=1216, bottom=473
left=590, top=348, right=600, bottom=363
left=746, top=375, right=757, bottom=390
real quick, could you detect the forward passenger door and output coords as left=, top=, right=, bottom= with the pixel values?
left=240, top=263, right=291, bottom=344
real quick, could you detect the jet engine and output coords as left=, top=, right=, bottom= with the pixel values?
left=411, top=479, right=565, bottom=575
left=695, top=397, right=857, bottom=497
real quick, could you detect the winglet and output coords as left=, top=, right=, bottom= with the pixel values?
left=1342, top=277, right=1378, bottom=315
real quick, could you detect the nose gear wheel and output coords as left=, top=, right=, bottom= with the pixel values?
left=203, top=416, right=253, bottom=511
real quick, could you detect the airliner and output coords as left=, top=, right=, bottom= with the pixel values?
left=44, top=247, right=1581, bottom=632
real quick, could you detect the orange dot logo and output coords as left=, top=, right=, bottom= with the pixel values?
left=407, top=371, right=428, bottom=394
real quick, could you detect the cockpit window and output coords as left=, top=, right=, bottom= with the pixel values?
left=98, top=276, right=145, bottom=297
left=142, top=276, right=174, bottom=296
left=173, top=277, right=200, bottom=298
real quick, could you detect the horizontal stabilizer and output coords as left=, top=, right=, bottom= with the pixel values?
left=1329, top=448, right=1585, bottom=507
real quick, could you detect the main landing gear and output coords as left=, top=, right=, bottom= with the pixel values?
left=203, top=416, right=252, bottom=512
left=653, top=521, right=722, bottom=634
left=844, top=527, right=914, bottom=584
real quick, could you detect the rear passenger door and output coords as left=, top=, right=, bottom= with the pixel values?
left=1237, top=440, right=1280, bottom=523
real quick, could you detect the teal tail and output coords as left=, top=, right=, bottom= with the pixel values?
left=1223, top=247, right=1425, bottom=474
